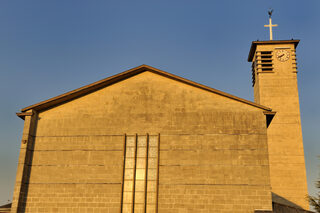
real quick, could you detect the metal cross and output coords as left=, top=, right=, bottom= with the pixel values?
left=264, top=10, right=278, bottom=40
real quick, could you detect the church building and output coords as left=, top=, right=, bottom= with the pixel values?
left=9, top=20, right=311, bottom=213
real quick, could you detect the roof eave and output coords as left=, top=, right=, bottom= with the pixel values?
left=264, top=111, right=276, bottom=128
left=20, top=65, right=149, bottom=112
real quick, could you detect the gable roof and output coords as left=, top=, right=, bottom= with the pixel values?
left=17, top=65, right=272, bottom=118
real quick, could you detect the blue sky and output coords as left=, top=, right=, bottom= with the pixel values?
left=0, top=0, right=319, bottom=206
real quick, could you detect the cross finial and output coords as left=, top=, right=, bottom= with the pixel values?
left=264, top=9, right=278, bottom=40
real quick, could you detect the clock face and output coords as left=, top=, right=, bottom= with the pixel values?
left=276, top=50, right=290, bottom=62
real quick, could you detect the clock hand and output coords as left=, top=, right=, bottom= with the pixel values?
left=279, top=54, right=285, bottom=58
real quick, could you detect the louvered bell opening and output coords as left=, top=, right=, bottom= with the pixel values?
left=261, top=51, right=273, bottom=71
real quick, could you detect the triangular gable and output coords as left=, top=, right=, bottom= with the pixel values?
left=17, top=65, right=273, bottom=119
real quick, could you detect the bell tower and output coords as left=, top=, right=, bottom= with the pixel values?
left=248, top=38, right=309, bottom=209
left=248, top=9, right=309, bottom=210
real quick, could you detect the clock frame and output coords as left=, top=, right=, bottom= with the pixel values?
left=276, top=49, right=290, bottom=62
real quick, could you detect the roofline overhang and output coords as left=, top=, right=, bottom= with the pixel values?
left=17, top=64, right=273, bottom=119
left=264, top=111, right=276, bottom=128
left=16, top=111, right=34, bottom=120
left=248, top=40, right=300, bottom=62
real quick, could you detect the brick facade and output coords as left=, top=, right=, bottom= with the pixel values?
left=12, top=70, right=273, bottom=212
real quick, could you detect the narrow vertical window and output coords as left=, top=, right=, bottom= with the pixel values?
left=134, top=135, right=147, bottom=212
left=146, top=135, right=159, bottom=213
left=122, top=135, right=136, bottom=213
left=121, top=134, right=159, bottom=213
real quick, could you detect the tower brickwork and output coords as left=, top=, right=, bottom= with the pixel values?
left=248, top=40, right=309, bottom=209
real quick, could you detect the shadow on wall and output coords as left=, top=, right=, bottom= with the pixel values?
left=0, top=203, right=11, bottom=213
left=272, top=193, right=314, bottom=213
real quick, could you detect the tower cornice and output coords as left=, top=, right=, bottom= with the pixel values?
left=248, top=40, right=300, bottom=62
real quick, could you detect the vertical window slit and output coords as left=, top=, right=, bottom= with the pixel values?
left=121, top=134, right=159, bottom=213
